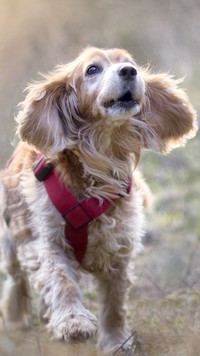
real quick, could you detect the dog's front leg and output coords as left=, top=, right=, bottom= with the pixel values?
left=96, top=265, right=131, bottom=354
left=32, top=243, right=97, bottom=341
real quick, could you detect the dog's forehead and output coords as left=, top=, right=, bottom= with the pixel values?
left=78, top=48, right=134, bottom=65
left=106, top=48, right=134, bottom=63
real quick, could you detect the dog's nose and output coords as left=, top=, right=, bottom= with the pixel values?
left=118, top=66, right=137, bottom=80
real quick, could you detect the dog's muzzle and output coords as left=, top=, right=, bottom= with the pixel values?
left=103, top=65, right=141, bottom=112
left=103, top=90, right=139, bottom=110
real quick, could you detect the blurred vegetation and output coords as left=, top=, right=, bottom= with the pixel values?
left=0, top=0, right=200, bottom=355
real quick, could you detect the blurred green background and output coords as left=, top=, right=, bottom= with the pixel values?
left=0, top=0, right=200, bottom=355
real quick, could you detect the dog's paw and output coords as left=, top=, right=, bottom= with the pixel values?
left=99, top=343, right=134, bottom=356
left=98, top=330, right=142, bottom=356
left=0, top=310, right=30, bottom=331
left=0, top=304, right=30, bottom=331
left=98, top=330, right=134, bottom=356
left=48, top=306, right=97, bottom=342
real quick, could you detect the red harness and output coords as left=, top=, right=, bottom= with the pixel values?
left=33, top=153, right=131, bottom=263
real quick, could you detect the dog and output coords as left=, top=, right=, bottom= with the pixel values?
left=0, top=47, right=197, bottom=355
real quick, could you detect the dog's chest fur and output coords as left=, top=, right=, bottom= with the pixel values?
left=1, top=143, right=144, bottom=272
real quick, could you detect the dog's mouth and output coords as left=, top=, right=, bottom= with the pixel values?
left=103, top=90, right=139, bottom=110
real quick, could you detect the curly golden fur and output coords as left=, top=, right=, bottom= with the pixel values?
left=0, top=47, right=197, bottom=355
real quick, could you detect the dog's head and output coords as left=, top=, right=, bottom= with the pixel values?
left=76, top=47, right=144, bottom=121
left=16, top=47, right=197, bottom=157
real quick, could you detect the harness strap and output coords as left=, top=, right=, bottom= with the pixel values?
left=33, top=153, right=131, bottom=263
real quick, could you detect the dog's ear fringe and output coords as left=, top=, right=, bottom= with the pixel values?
left=16, top=71, right=79, bottom=155
left=140, top=71, right=198, bottom=153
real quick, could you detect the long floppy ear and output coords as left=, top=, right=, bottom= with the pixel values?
left=16, top=69, right=79, bottom=154
left=141, top=73, right=198, bottom=152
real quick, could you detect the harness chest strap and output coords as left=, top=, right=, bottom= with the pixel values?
left=33, top=153, right=131, bottom=263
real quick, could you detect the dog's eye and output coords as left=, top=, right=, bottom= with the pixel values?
left=86, top=65, right=102, bottom=76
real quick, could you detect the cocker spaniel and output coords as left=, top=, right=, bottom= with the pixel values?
left=0, top=47, right=197, bottom=355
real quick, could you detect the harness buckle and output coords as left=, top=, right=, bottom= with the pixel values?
left=33, top=154, right=53, bottom=182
